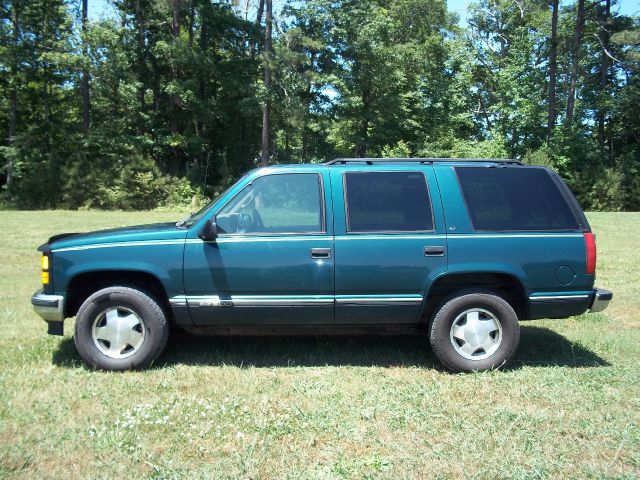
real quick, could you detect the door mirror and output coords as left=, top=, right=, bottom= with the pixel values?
left=198, top=219, right=218, bottom=241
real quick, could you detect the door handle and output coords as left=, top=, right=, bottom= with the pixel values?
left=424, top=246, right=446, bottom=256
left=311, top=248, right=332, bottom=259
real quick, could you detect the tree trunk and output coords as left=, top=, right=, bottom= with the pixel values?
left=81, top=0, right=90, bottom=137
left=170, top=0, right=182, bottom=174
left=566, top=0, right=585, bottom=126
left=355, top=83, right=371, bottom=157
left=251, top=0, right=265, bottom=59
left=355, top=118, right=369, bottom=157
left=301, top=51, right=316, bottom=162
left=135, top=1, right=146, bottom=134
left=260, top=0, right=272, bottom=167
left=6, top=2, right=20, bottom=187
left=597, top=0, right=610, bottom=150
left=170, top=0, right=182, bottom=127
left=187, top=1, right=194, bottom=48
left=172, top=0, right=181, bottom=38
left=198, top=2, right=209, bottom=137
left=547, top=0, right=559, bottom=138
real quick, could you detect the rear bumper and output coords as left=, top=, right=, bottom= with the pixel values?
left=589, top=288, right=612, bottom=313
left=528, top=287, right=612, bottom=319
left=32, top=290, right=65, bottom=335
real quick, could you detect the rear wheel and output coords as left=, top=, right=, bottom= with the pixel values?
left=429, top=289, right=520, bottom=372
left=74, top=286, right=169, bottom=370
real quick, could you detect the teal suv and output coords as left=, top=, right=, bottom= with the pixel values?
left=32, top=158, right=612, bottom=372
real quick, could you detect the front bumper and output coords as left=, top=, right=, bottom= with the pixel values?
left=589, top=288, right=612, bottom=313
left=32, top=290, right=65, bottom=335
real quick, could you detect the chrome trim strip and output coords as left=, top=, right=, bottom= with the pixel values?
left=233, top=297, right=333, bottom=306
left=170, top=295, right=219, bottom=307
left=168, top=296, right=188, bottom=307
left=169, top=295, right=334, bottom=308
left=529, top=295, right=589, bottom=301
left=335, top=295, right=423, bottom=306
left=169, top=294, right=422, bottom=308
left=32, top=289, right=65, bottom=322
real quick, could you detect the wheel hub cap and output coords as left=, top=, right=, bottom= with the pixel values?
left=449, top=308, right=502, bottom=360
left=91, top=307, right=145, bottom=359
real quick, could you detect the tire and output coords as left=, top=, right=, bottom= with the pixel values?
left=429, top=289, right=520, bottom=372
left=74, top=286, right=169, bottom=371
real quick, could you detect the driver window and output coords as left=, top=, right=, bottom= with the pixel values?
left=216, top=173, right=324, bottom=234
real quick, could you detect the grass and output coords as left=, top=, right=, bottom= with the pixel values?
left=0, top=210, right=639, bottom=479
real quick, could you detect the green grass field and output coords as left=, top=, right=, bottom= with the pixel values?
left=1, top=211, right=638, bottom=479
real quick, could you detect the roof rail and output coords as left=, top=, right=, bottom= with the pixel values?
left=324, top=157, right=523, bottom=165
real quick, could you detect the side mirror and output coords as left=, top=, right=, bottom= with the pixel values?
left=198, top=219, right=218, bottom=241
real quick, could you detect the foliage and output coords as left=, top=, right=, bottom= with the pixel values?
left=0, top=0, right=637, bottom=210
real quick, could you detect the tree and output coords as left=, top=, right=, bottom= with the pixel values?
left=81, top=0, right=89, bottom=137
left=260, top=0, right=272, bottom=166
left=565, top=0, right=585, bottom=126
left=596, top=0, right=611, bottom=151
left=547, top=0, right=558, bottom=137
left=0, top=0, right=637, bottom=210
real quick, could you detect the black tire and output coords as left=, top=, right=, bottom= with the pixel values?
left=74, top=286, right=169, bottom=371
left=429, top=289, right=520, bottom=372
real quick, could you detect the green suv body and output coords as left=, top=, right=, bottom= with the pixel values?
left=32, top=158, right=612, bottom=371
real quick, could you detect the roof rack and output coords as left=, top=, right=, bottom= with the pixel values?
left=324, top=157, right=523, bottom=165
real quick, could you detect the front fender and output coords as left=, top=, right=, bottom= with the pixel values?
left=51, top=242, right=185, bottom=296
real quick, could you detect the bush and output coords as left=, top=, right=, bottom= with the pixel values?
left=419, top=134, right=510, bottom=159
left=62, top=153, right=167, bottom=210
left=161, top=176, right=207, bottom=210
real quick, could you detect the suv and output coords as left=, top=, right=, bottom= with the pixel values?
left=32, top=158, right=612, bottom=372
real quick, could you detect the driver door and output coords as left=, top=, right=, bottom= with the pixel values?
left=182, top=170, right=334, bottom=326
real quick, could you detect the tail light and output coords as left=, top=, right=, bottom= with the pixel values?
left=584, top=232, right=596, bottom=274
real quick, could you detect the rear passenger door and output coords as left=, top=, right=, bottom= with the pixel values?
left=331, top=167, right=448, bottom=324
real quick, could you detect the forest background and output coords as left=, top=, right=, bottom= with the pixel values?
left=0, top=0, right=638, bottom=211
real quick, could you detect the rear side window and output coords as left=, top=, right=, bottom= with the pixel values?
left=344, top=172, right=434, bottom=232
left=455, top=167, right=579, bottom=231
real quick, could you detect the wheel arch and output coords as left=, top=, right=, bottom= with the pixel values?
left=65, top=270, right=171, bottom=320
left=421, top=272, right=529, bottom=324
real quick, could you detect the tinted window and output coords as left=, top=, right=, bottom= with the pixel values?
left=455, top=167, right=579, bottom=231
left=217, top=173, right=323, bottom=234
left=345, top=172, right=434, bottom=232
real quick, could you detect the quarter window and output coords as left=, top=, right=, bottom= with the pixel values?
left=216, top=173, right=324, bottom=234
left=455, top=167, right=580, bottom=231
left=344, top=172, right=434, bottom=232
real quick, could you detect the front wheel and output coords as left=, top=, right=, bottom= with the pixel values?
left=74, top=286, right=169, bottom=370
left=429, top=290, right=520, bottom=372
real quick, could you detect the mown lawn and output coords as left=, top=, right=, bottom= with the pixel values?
left=0, top=211, right=638, bottom=479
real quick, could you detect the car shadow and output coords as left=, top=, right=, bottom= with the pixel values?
left=511, top=325, right=610, bottom=368
left=51, top=325, right=609, bottom=370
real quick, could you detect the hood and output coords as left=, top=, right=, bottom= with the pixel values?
left=39, top=222, right=188, bottom=252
